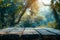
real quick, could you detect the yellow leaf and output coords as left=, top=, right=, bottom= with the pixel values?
left=7, top=3, right=11, bottom=7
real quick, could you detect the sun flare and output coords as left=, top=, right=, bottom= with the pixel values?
left=38, top=0, right=51, bottom=5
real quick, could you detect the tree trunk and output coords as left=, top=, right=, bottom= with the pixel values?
left=53, top=7, right=60, bottom=29
left=14, top=0, right=36, bottom=25
left=51, top=0, right=60, bottom=29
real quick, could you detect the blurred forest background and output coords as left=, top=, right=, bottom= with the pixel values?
left=0, top=0, right=60, bottom=29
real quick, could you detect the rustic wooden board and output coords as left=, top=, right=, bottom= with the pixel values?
left=9, top=28, right=25, bottom=35
left=23, top=28, right=39, bottom=35
left=35, top=28, right=60, bottom=40
left=21, top=28, right=40, bottom=39
left=0, top=27, right=24, bottom=40
left=0, top=28, right=60, bottom=40
left=35, top=28, right=56, bottom=35
left=0, top=27, right=25, bottom=34
left=21, top=28, right=41, bottom=40
left=0, top=27, right=14, bottom=34
left=44, top=28, right=60, bottom=35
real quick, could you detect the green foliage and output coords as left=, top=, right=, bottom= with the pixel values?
left=47, top=22, right=57, bottom=28
left=50, top=0, right=60, bottom=29
left=0, top=0, right=24, bottom=28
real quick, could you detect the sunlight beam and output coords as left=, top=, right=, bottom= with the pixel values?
left=42, top=0, right=51, bottom=5
left=38, top=0, right=51, bottom=5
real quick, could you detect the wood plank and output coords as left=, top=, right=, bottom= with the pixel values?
left=0, top=27, right=14, bottom=34
left=35, top=28, right=58, bottom=40
left=0, top=27, right=25, bottom=35
left=0, top=27, right=24, bottom=40
left=0, top=28, right=60, bottom=40
left=21, top=28, right=40, bottom=39
left=35, top=28, right=56, bottom=35
left=23, top=28, right=39, bottom=35
left=9, top=28, right=25, bottom=36
left=44, top=28, right=60, bottom=35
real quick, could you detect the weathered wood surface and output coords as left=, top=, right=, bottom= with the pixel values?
left=21, top=28, right=41, bottom=40
left=35, top=28, right=60, bottom=40
left=35, top=28, right=56, bottom=35
left=44, top=28, right=60, bottom=35
left=0, top=27, right=60, bottom=40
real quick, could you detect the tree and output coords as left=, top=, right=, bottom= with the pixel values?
left=0, top=0, right=40, bottom=27
left=15, top=0, right=37, bottom=25
left=51, top=0, right=60, bottom=29
left=0, top=0, right=23, bottom=28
